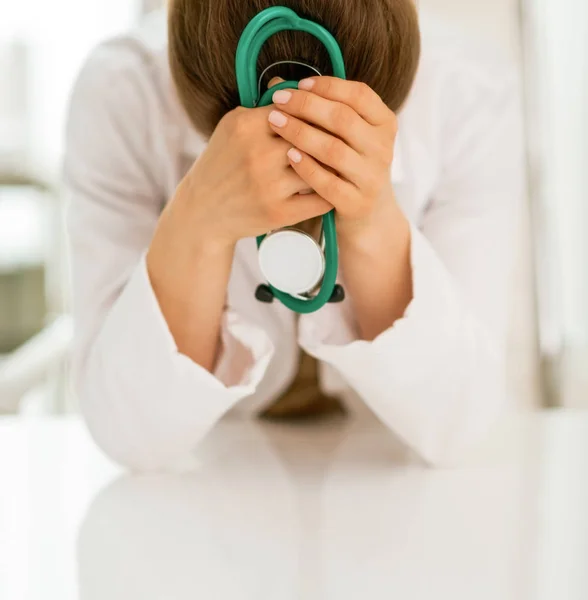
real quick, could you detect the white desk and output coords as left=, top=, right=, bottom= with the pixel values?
left=1, top=412, right=587, bottom=600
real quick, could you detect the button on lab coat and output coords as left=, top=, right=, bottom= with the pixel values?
left=64, top=11, right=525, bottom=471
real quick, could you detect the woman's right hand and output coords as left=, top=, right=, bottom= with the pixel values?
left=146, top=105, right=331, bottom=372
left=159, top=105, right=333, bottom=255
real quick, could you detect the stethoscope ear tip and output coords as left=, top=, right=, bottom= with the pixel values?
left=255, top=284, right=275, bottom=304
left=328, top=284, right=345, bottom=304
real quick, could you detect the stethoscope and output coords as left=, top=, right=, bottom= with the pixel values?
left=235, top=6, right=347, bottom=314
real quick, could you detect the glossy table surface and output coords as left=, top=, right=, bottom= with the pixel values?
left=1, top=411, right=587, bottom=600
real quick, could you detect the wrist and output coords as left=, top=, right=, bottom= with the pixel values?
left=171, top=180, right=240, bottom=252
left=147, top=219, right=235, bottom=308
left=338, top=201, right=408, bottom=258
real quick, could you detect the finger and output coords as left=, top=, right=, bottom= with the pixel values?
left=268, top=76, right=285, bottom=89
left=261, top=138, right=312, bottom=196
left=231, top=105, right=280, bottom=141
left=268, top=110, right=368, bottom=188
left=282, top=170, right=317, bottom=196
left=297, top=77, right=393, bottom=127
left=271, top=88, right=376, bottom=156
left=283, top=193, right=333, bottom=224
left=268, top=137, right=303, bottom=168
left=286, top=148, right=358, bottom=216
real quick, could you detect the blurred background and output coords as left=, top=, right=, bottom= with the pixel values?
left=0, top=0, right=584, bottom=415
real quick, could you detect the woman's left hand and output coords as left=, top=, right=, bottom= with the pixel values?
left=268, top=77, right=413, bottom=340
left=267, top=76, right=399, bottom=240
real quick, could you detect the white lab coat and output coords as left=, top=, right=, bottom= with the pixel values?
left=65, top=10, right=525, bottom=472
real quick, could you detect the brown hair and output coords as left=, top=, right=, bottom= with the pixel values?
left=169, top=0, right=421, bottom=138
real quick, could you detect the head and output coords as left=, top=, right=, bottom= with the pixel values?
left=169, top=0, right=421, bottom=138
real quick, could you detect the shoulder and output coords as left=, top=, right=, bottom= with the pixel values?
left=69, top=10, right=170, bottom=112
left=65, top=10, right=189, bottom=194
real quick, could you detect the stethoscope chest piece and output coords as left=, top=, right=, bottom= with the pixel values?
left=258, top=229, right=325, bottom=297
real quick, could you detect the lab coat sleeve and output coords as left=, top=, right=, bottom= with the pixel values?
left=65, top=43, right=274, bottom=472
left=299, top=57, right=525, bottom=466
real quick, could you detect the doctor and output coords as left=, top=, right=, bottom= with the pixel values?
left=65, top=0, right=525, bottom=471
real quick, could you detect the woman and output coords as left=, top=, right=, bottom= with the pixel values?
left=65, top=0, right=525, bottom=471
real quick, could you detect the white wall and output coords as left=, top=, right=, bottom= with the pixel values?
left=421, top=0, right=522, bottom=59
left=522, top=0, right=588, bottom=407
left=422, top=0, right=541, bottom=409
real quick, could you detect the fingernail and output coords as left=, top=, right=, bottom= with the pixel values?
left=268, top=110, right=288, bottom=128
left=288, top=148, right=303, bottom=163
left=272, top=90, right=292, bottom=104
left=298, top=78, right=316, bottom=91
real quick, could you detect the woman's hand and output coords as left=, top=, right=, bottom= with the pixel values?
left=162, top=105, right=333, bottom=254
left=267, top=76, right=400, bottom=243
left=146, top=105, right=331, bottom=371
left=268, top=77, right=413, bottom=340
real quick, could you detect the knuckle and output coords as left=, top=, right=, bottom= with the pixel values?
left=306, top=164, right=320, bottom=181
left=231, top=109, right=254, bottom=138
left=218, top=111, right=235, bottom=133
left=223, top=108, right=240, bottom=125
left=325, top=176, right=343, bottom=199
left=325, top=138, right=346, bottom=165
left=323, top=77, right=335, bottom=97
left=292, top=121, right=305, bottom=145
left=299, top=92, right=312, bottom=115
left=356, top=82, right=372, bottom=102
left=231, top=106, right=248, bottom=118
left=333, top=104, right=355, bottom=131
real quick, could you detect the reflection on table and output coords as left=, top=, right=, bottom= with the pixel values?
left=1, top=412, right=588, bottom=599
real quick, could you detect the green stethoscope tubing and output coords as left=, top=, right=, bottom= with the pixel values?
left=235, top=6, right=347, bottom=314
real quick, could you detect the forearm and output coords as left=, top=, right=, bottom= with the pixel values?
left=301, top=222, right=510, bottom=466
left=339, top=201, right=412, bottom=341
left=146, top=207, right=235, bottom=373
